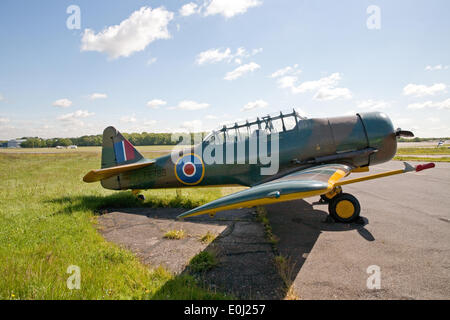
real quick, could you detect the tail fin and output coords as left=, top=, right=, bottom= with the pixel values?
left=101, top=126, right=144, bottom=169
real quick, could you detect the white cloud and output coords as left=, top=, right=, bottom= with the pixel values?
left=0, top=93, right=3, bottom=101
left=58, top=110, right=95, bottom=124
left=407, top=101, right=433, bottom=110
left=356, top=99, right=390, bottom=110
left=407, top=98, right=450, bottom=110
left=277, top=76, right=298, bottom=89
left=147, top=99, right=167, bottom=109
left=277, top=72, right=351, bottom=100
left=425, top=65, right=448, bottom=71
left=120, top=115, right=137, bottom=123
left=278, top=73, right=341, bottom=94
left=81, top=6, right=174, bottom=59
left=270, top=64, right=300, bottom=78
left=88, top=93, right=107, bottom=100
left=179, top=2, right=199, bottom=16
left=252, top=48, right=263, bottom=55
left=196, top=48, right=232, bottom=65
left=314, top=87, right=352, bottom=101
left=205, top=114, right=218, bottom=119
left=196, top=47, right=262, bottom=65
left=147, top=57, right=157, bottom=65
left=294, top=73, right=341, bottom=93
left=176, top=100, right=210, bottom=110
left=53, top=98, right=73, bottom=108
left=224, top=62, right=260, bottom=80
left=204, top=0, right=262, bottom=18
left=402, top=83, right=446, bottom=97
left=242, top=99, right=268, bottom=111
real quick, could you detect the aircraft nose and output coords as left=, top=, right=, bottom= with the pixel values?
left=358, top=112, right=397, bottom=165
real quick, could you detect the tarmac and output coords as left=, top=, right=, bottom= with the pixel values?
left=97, top=161, right=450, bottom=299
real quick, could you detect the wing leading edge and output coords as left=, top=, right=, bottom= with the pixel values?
left=177, top=163, right=352, bottom=218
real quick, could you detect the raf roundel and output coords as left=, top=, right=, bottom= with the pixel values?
left=174, top=154, right=205, bottom=185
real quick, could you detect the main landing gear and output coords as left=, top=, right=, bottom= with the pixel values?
left=320, top=187, right=361, bottom=223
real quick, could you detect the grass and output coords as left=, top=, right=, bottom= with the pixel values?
left=163, top=230, right=186, bottom=240
left=188, top=251, right=218, bottom=273
left=394, top=156, right=450, bottom=162
left=255, top=206, right=279, bottom=246
left=0, top=151, right=226, bottom=300
left=396, top=147, right=450, bottom=155
left=200, top=231, right=217, bottom=244
left=255, top=206, right=299, bottom=300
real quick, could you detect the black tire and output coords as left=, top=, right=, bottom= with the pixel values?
left=137, top=194, right=146, bottom=201
left=328, top=193, right=360, bottom=223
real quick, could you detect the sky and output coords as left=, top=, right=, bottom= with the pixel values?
left=0, top=0, right=449, bottom=139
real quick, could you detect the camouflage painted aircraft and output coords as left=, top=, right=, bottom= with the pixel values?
left=83, top=110, right=434, bottom=223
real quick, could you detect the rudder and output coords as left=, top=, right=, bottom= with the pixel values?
left=101, top=126, right=144, bottom=169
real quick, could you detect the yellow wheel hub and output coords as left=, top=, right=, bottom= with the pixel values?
left=335, top=200, right=355, bottom=219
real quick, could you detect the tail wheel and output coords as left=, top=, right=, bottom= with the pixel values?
left=328, top=193, right=360, bottom=223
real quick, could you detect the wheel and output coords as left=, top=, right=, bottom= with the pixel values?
left=328, top=193, right=360, bottom=223
left=137, top=194, right=146, bottom=201
left=320, top=186, right=342, bottom=203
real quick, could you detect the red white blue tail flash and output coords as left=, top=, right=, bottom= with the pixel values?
left=114, top=139, right=135, bottom=164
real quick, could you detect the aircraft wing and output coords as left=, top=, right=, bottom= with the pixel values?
left=177, top=163, right=352, bottom=218
left=83, top=159, right=155, bottom=183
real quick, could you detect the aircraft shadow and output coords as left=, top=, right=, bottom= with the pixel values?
left=48, top=193, right=373, bottom=299
left=151, top=199, right=372, bottom=300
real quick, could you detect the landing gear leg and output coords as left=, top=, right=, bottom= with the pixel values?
left=320, top=186, right=342, bottom=203
left=328, top=193, right=360, bottom=223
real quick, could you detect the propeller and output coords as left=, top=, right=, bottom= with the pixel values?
left=395, top=128, right=414, bottom=137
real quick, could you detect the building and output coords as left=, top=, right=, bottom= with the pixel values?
left=7, top=139, right=26, bottom=148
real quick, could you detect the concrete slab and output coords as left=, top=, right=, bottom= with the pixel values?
left=98, top=207, right=284, bottom=299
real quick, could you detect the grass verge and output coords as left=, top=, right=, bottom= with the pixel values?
left=0, top=152, right=225, bottom=299
left=396, top=147, right=450, bottom=155
left=394, top=156, right=450, bottom=162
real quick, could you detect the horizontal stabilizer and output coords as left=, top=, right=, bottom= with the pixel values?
left=83, top=159, right=155, bottom=183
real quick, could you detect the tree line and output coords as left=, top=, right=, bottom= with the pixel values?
left=20, top=132, right=186, bottom=148
left=19, top=132, right=207, bottom=148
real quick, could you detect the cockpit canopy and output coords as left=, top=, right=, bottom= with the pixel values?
left=203, top=109, right=306, bottom=145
